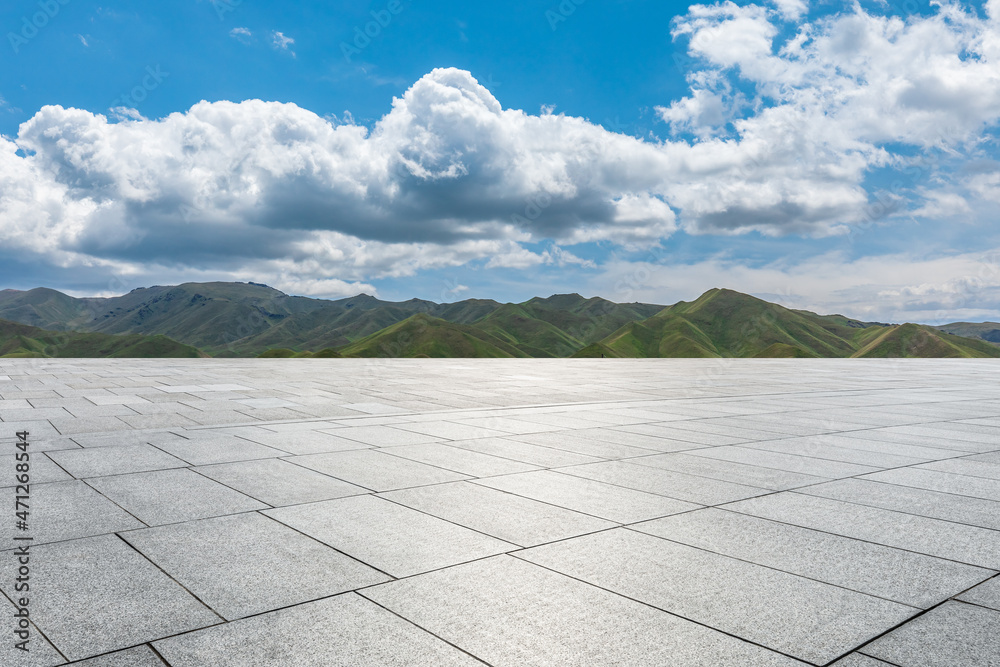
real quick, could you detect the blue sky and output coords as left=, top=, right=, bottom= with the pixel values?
left=2, top=0, right=1000, bottom=323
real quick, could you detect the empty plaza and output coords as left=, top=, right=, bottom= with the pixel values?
left=2, top=358, right=999, bottom=666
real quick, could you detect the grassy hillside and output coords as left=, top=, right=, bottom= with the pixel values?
left=336, top=314, right=529, bottom=358
left=0, top=319, right=204, bottom=358
left=853, top=323, right=1000, bottom=358
left=935, top=322, right=1000, bottom=346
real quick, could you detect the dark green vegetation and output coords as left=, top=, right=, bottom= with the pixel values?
left=1, top=283, right=997, bottom=358
left=0, top=319, right=203, bottom=358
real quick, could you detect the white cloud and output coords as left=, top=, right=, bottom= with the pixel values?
left=271, top=31, right=295, bottom=56
left=230, top=27, right=252, bottom=43
left=77, top=34, right=89, bottom=47
left=590, top=248, right=1000, bottom=324
left=3, top=0, right=1000, bottom=302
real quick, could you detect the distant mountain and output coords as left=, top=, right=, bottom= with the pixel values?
left=935, top=322, right=1000, bottom=346
left=573, top=288, right=1000, bottom=359
left=335, top=314, right=529, bottom=358
left=2, top=283, right=998, bottom=358
left=0, top=283, right=663, bottom=357
left=0, top=318, right=203, bottom=358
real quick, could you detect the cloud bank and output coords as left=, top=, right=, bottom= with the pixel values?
left=2, top=1, right=1000, bottom=308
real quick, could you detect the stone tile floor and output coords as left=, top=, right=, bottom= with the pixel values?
left=0, top=358, right=998, bottom=666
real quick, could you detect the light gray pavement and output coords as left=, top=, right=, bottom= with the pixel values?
left=0, top=358, right=997, bottom=665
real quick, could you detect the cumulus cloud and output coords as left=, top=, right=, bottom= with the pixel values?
left=230, top=27, right=252, bottom=43
left=3, top=1, right=1000, bottom=299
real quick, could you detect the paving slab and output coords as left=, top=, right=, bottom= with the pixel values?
left=0, top=452, right=72, bottom=487
left=395, top=420, right=509, bottom=441
left=917, top=457, right=1000, bottom=480
left=799, top=478, right=1000, bottom=530
left=0, top=598, right=66, bottom=667
left=742, top=436, right=927, bottom=468
left=288, top=449, right=468, bottom=491
left=634, top=508, right=994, bottom=608
left=518, top=528, right=916, bottom=665
left=379, top=443, right=539, bottom=477
left=861, top=601, right=1000, bottom=666
left=1, top=480, right=143, bottom=544
left=70, top=645, right=165, bottom=666
left=829, top=655, right=895, bottom=666
left=154, top=593, right=482, bottom=666
left=123, top=512, right=388, bottom=620
left=0, top=534, right=218, bottom=662
left=450, top=436, right=603, bottom=468
left=633, top=452, right=829, bottom=490
left=475, top=469, right=699, bottom=523
left=86, top=469, right=267, bottom=525
left=860, top=467, right=1000, bottom=501
left=508, top=431, right=663, bottom=459
left=194, top=458, right=368, bottom=506
left=958, top=575, right=1000, bottom=611
left=362, top=555, right=805, bottom=667
left=380, top=480, right=615, bottom=547
left=265, top=494, right=514, bottom=577
left=152, top=434, right=288, bottom=465
left=230, top=428, right=371, bottom=455
left=725, top=492, right=1000, bottom=569
left=46, top=444, right=188, bottom=478
left=560, top=459, right=771, bottom=505
left=688, top=445, right=881, bottom=478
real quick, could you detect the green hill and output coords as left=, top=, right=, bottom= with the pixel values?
left=853, top=323, right=1000, bottom=358
left=336, top=314, right=529, bottom=358
left=576, top=289, right=1000, bottom=359
left=0, top=319, right=204, bottom=358
left=935, top=322, right=1000, bottom=346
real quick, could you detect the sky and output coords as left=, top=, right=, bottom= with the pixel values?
left=2, top=0, right=1000, bottom=323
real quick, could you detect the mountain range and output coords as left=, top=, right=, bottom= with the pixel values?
left=0, top=283, right=997, bottom=359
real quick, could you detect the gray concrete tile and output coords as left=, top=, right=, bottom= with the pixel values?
left=265, top=494, right=514, bottom=577
left=154, top=593, right=482, bottom=667
left=380, top=480, right=614, bottom=547
left=380, top=443, right=539, bottom=477
left=0, top=452, right=71, bottom=487
left=231, top=428, right=371, bottom=455
left=47, top=444, right=187, bottom=478
left=918, top=457, right=1000, bottom=480
left=518, top=528, right=916, bottom=665
left=49, top=416, right=131, bottom=435
left=0, top=535, right=217, bottom=661
left=288, top=449, right=468, bottom=492
left=861, top=601, right=1000, bottom=667
left=70, top=645, right=164, bottom=666
left=153, top=434, right=287, bottom=465
left=800, top=478, right=1000, bottom=530
left=561, top=459, right=771, bottom=505
left=726, top=492, right=1000, bottom=569
left=86, top=469, right=267, bottom=525
left=829, top=654, right=895, bottom=666
left=613, top=422, right=750, bottom=446
left=0, top=598, right=66, bottom=666
left=742, top=436, right=927, bottom=468
left=452, top=416, right=564, bottom=434
left=689, top=445, right=881, bottom=478
left=475, top=469, right=699, bottom=523
left=860, top=467, right=1000, bottom=502
left=450, top=437, right=603, bottom=468
left=363, top=555, right=805, bottom=667
left=194, top=458, right=368, bottom=506
left=123, top=512, right=388, bottom=620
left=958, top=575, right=1000, bottom=611
left=395, top=420, right=509, bottom=440
left=1, top=480, right=143, bottom=545
left=509, top=431, right=664, bottom=459
left=633, top=452, right=829, bottom=490
left=635, top=508, right=994, bottom=608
